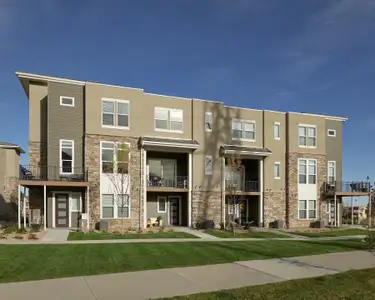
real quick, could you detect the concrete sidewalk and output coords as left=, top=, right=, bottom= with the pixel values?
left=1, top=250, right=374, bottom=300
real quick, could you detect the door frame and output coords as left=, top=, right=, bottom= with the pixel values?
left=168, top=195, right=182, bottom=226
left=52, top=192, right=82, bottom=228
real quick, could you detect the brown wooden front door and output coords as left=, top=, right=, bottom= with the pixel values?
left=55, top=193, right=69, bottom=227
left=169, top=197, right=180, bottom=226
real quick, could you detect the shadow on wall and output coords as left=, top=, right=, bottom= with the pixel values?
left=0, top=193, right=18, bottom=223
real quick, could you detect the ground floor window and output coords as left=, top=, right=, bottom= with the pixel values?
left=101, top=194, right=130, bottom=219
left=298, top=199, right=317, bottom=219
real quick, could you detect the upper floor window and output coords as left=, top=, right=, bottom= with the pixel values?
left=60, top=96, right=74, bottom=107
left=298, top=159, right=316, bottom=184
left=205, top=156, right=213, bottom=175
left=155, top=107, right=183, bottom=132
left=102, top=98, right=129, bottom=129
left=328, top=161, right=336, bottom=184
left=274, top=162, right=280, bottom=179
left=327, top=129, right=336, bottom=137
left=274, top=123, right=280, bottom=140
left=232, top=120, right=256, bottom=141
left=205, top=112, right=212, bottom=132
left=60, top=140, right=74, bottom=174
left=101, top=141, right=129, bottom=174
left=298, top=125, right=316, bottom=147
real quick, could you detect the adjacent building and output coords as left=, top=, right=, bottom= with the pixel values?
left=16, top=71, right=369, bottom=231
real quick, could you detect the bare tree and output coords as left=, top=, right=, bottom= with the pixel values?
left=105, top=143, right=132, bottom=235
left=225, top=155, right=244, bottom=235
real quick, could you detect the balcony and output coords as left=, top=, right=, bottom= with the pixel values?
left=147, top=175, right=188, bottom=191
left=322, top=181, right=371, bottom=195
left=19, top=165, right=88, bottom=183
left=225, top=180, right=260, bottom=193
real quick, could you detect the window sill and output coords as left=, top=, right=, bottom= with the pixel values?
left=231, top=138, right=256, bottom=142
left=102, top=125, right=130, bottom=130
left=298, top=145, right=317, bottom=149
left=274, top=177, right=281, bottom=180
left=60, top=104, right=75, bottom=107
left=155, top=128, right=183, bottom=133
left=274, top=137, right=280, bottom=140
left=157, top=211, right=167, bottom=214
left=100, top=217, right=131, bottom=220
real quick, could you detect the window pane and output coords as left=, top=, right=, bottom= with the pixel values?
left=102, top=207, right=114, bottom=218
left=299, top=174, right=306, bottom=184
left=155, top=119, right=168, bottom=129
left=62, top=161, right=72, bottom=173
left=103, top=101, right=115, bottom=113
left=102, top=142, right=114, bottom=149
left=308, top=165, right=316, bottom=175
left=71, top=195, right=80, bottom=211
left=299, top=126, right=306, bottom=136
left=274, top=124, right=280, bottom=138
left=118, top=206, right=129, bottom=218
left=102, top=162, right=113, bottom=173
left=118, top=115, right=129, bottom=127
left=205, top=113, right=212, bottom=130
left=274, top=164, right=280, bottom=177
left=155, top=108, right=168, bottom=120
left=103, top=113, right=114, bottom=126
left=244, top=131, right=255, bottom=140
left=232, top=129, right=242, bottom=139
left=102, top=194, right=114, bottom=206
left=102, top=149, right=113, bottom=161
left=299, top=200, right=307, bottom=210
left=299, top=210, right=307, bottom=219
left=117, top=162, right=128, bottom=174
left=308, top=174, right=316, bottom=184
left=299, top=164, right=306, bottom=174
left=308, top=210, right=316, bottom=219
left=170, top=121, right=183, bottom=131
left=61, top=140, right=73, bottom=148
left=170, top=110, right=183, bottom=121
left=61, top=97, right=73, bottom=105
left=117, top=102, right=128, bottom=114
left=232, top=121, right=242, bottom=130
left=299, top=136, right=307, bottom=146
left=307, top=137, right=316, bottom=146
left=62, top=148, right=72, bottom=160
left=308, top=127, right=316, bottom=137
left=309, top=200, right=316, bottom=210
left=205, top=156, right=213, bottom=175
left=244, top=122, right=254, bottom=131
left=158, top=198, right=166, bottom=211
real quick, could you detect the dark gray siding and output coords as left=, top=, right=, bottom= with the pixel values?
left=325, top=120, right=343, bottom=182
left=47, top=82, right=84, bottom=173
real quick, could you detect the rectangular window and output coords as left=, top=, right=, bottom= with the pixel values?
left=231, top=120, right=256, bottom=141
left=102, top=194, right=114, bottom=218
left=274, top=123, right=280, bottom=139
left=298, top=199, right=317, bottom=219
left=205, top=156, right=213, bottom=175
left=60, top=140, right=74, bottom=174
left=327, top=129, right=336, bottom=137
left=70, top=194, right=81, bottom=212
left=155, top=107, right=183, bottom=132
left=328, top=161, right=336, bottom=184
left=298, top=125, right=316, bottom=147
left=274, top=162, right=280, bottom=179
left=101, top=142, right=129, bottom=174
left=60, top=96, right=74, bottom=107
left=298, top=159, right=316, bottom=184
left=102, top=98, right=129, bottom=128
left=117, top=194, right=130, bottom=218
left=205, top=112, right=212, bottom=132
left=157, top=196, right=167, bottom=213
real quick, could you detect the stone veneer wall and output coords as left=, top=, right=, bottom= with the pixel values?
left=286, top=152, right=327, bottom=228
left=28, top=141, right=47, bottom=167
left=0, top=176, right=19, bottom=220
left=263, top=191, right=286, bottom=228
left=85, top=134, right=144, bottom=231
left=191, top=191, right=222, bottom=227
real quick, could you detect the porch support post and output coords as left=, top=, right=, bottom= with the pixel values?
left=337, top=199, right=340, bottom=227
left=23, top=194, right=26, bottom=229
left=334, top=194, right=337, bottom=227
left=188, top=152, right=192, bottom=227
left=221, top=157, right=226, bottom=225
left=17, top=184, right=21, bottom=229
left=43, top=185, right=47, bottom=231
left=143, top=149, right=147, bottom=228
left=87, top=186, right=90, bottom=230
left=369, top=193, right=372, bottom=228
left=351, top=196, right=354, bottom=225
left=259, top=159, right=264, bottom=227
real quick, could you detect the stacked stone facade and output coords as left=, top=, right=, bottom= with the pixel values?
left=28, top=141, right=47, bottom=167
left=191, top=191, right=222, bottom=226
left=263, top=191, right=286, bottom=228
left=286, top=152, right=327, bottom=228
left=85, top=134, right=144, bottom=231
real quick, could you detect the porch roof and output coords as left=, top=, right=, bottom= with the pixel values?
left=139, top=136, right=199, bottom=150
left=220, top=145, right=272, bottom=157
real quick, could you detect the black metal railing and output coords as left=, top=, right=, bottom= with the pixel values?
left=147, top=176, right=188, bottom=189
left=19, top=165, right=88, bottom=182
left=322, top=181, right=371, bottom=193
left=225, top=180, right=260, bottom=192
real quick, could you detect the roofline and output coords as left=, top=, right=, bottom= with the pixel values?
left=287, top=111, right=348, bottom=122
left=0, top=144, right=25, bottom=154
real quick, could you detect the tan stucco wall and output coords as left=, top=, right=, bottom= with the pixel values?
left=29, top=83, right=48, bottom=142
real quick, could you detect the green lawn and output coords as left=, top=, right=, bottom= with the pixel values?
left=160, top=267, right=375, bottom=300
left=289, top=229, right=369, bottom=238
left=68, top=231, right=198, bottom=240
left=0, top=240, right=364, bottom=283
left=205, top=229, right=287, bottom=238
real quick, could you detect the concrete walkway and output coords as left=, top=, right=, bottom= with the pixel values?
left=171, top=226, right=221, bottom=240
left=0, top=250, right=374, bottom=300
left=41, top=229, right=70, bottom=242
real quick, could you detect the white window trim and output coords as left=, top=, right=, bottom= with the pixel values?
left=328, top=161, right=336, bottom=183
left=205, top=155, right=213, bottom=175
left=327, top=129, right=336, bottom=137
left=274, top=122, right=280, bottom=140
left=60, top=96, right=75, bottom=107
left=59, top=139, right=74, bottom=175
left=100, top=193, right=131, bottom=219
left=298, top=199, right=318, bottom=220
left=205, top=112, right=213, bottom=132
left=70, top=193, right=82, bottom=213
left=157, top=196, right=167, bottom=213
left=101, top=98, right=130, bottom=130
left=231, top=119, right=256, bottom=142
left=298, top=158, right=317, bottom=185
left=154, top=107, right=183, bottom=133
left=298, top=124, right=317, bottom=148
left=274, top=162, right=281, bottom=179
left=100, top=141, right=130, bottom=175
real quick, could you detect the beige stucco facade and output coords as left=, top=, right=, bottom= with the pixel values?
left=17, top=71, right=348, bottom=229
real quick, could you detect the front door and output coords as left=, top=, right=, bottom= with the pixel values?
left=169, top=197, right=180, bottom=226
left=55, top=193, right=69, bottom=227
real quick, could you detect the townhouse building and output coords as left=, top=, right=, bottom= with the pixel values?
left=16, top=71, right=368, bottom=231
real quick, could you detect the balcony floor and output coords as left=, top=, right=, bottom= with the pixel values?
left=324, top=191, right=371, bottom=197
left=17, top=179, right=89, bottom=188
left=225, top=191, right=261, bottom=196
left=147, top=187, right=188, bottom=192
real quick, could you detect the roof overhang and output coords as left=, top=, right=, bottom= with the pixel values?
left=139, top=136, right=199, bottom=152
left=220, top=145, right=272, bottom=157
left=0, top=144, right=25, bottom=154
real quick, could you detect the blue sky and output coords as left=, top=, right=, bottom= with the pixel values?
left=0, top=0, right=374, bottom=203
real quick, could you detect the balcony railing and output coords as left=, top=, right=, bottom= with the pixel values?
left=19, top=165, right=88, bottom=182
left=147, top=176, right=188, bottom=189
left=322, top=181, right=371, bottom=194
left=225, top=180, right=259, bottom=192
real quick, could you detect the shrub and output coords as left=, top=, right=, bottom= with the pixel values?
left=28, top=233, right=38, bottom=240
left=364, top=231, right=375, bottom=254
left=14, top=235, right=24, bottom=240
